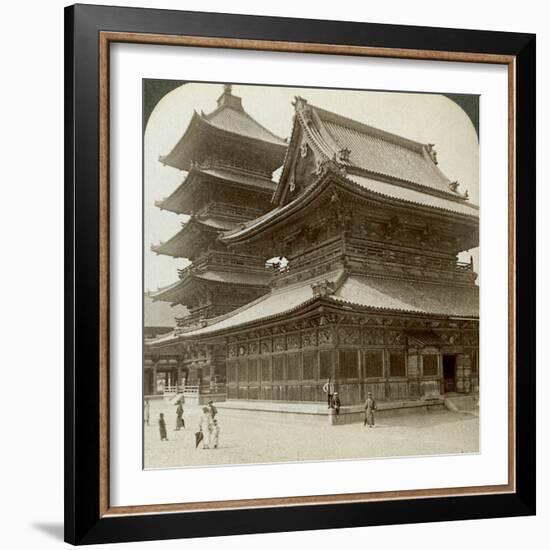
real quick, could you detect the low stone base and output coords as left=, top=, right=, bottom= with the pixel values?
left=216, top=397, right=446, bottom=426
left=330, top=399, right=445, bottom=425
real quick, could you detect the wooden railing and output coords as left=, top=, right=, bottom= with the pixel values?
left=163, top=384, right=226, bottom=397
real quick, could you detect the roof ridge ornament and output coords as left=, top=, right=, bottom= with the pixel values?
left=313, top=158, right=347, bottom=178
left=426, top=143, right=439, bottom=165
left=336, top=147, right=351, bottom=163
left=311, top=279, right=336, bottom=297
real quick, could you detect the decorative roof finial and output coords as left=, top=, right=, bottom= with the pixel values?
left=223, top=83, right=232, bottom=95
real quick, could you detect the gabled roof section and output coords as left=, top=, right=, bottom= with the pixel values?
left=273, top=96, right=470, bottom=206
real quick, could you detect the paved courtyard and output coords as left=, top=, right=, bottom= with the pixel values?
left=144, top=398, right=479, bottom=469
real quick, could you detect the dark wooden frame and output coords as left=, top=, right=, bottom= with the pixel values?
left=65, top=3, right=536, bottom=545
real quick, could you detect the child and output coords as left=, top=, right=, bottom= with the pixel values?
left=159, top=412, right=168, bottom=441
left=212, top=418, right=220, bottom=449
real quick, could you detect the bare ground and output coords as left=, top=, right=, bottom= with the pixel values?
left=144, top=398, right=479, bottom=469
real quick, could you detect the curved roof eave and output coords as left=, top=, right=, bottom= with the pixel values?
left=221, top=168, right=479, bottom=245
left=161, top=112, right=287, bottom=171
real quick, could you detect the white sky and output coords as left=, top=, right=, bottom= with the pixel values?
left=144, top=83, right=479, bottom=291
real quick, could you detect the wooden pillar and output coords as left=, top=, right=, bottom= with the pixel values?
left=152, top=359, right=159, bottom=395
left=455, top=354, right=466, bottom=393
left=407, top=346, right=420, bottom=398
left=177, top=361, right=183, bottom=391
left=384, top=349, right=391, bottom=401
left=461, top=353, right=472, bottom=394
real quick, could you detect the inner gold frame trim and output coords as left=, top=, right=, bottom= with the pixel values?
left=98, top=31, right=516, bottom=518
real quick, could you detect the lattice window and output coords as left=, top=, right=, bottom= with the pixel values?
left=248, top=358, right=259, bottom=382
left=422, top=354, right=439, bottom=376
left=238, top=358, right=248, bottom=383
left=287, top=353, right=301, bottom=380
left=389, top=352, right=406, bottom=377
left=227, top=362, right=237, bottom=383
left=363, top=351, right=383, bottom=378
left=273, top=355, right=285, bottom=381
left=302, top=351, right=316, bottom=380
left=319, top=350, right=332, bottom=380
left=338, top=349, right=359, bottom=379
left=261, top=357, right=272, bottom=382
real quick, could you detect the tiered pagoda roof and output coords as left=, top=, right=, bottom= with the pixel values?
left=159, top=85, right=287, bottom=175
left=151, top=85, right=289, bottom=314
left=155, top=165, right=277, bottom=215
left=151, top=214, right=237, bottom=259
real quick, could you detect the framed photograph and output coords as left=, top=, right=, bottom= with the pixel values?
left=65, top=3, right=536, bottom=545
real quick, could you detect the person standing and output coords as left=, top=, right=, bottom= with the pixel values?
left=332, top=392, right=341, bottom=415
left=144, top=398, right=150, bottom=426
left=175, top=403, right=185, bottom=430
left=158, top=412, right=168, bottom=441
left=198, top=406, right=214, bottom=449
left=208, top=400, right=218, bottom=419
left=322, top=377, right=335, bottom=408
left=364, top=391, right=377, bottom=428
left=212, top=418, right=220, bottom=449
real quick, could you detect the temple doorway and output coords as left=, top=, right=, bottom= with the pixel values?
left=443, top=354, right=457, bottom=393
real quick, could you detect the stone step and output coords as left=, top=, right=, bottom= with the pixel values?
left=444, top=394, right=479, bottom=413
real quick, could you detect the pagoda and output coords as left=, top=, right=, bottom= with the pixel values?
left=149, top=84, right=286, bottom=388
left=148, top=95, right=479, bottom=412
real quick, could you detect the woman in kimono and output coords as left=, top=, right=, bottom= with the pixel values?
left=364, top=391, right=377, bottom=428
left=175, top=403, right=185, bottom=430
left=198, top=406, right=214, bottom=449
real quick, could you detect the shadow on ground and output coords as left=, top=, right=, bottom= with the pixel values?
left=31, top=522, right=64, bottom=541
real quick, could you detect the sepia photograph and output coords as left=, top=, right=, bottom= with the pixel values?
left=143, top=81, right=480, bottom=470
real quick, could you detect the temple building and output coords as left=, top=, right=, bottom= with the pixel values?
left=147, top=89, right=479, bottom=409
left=143, top=292, right=187, bottom=395
left=148, top=85, right=287, bottom=388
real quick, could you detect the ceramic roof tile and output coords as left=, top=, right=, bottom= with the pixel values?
left=148, top=271, right=478, bottom=344
left=346, top=174, right=479, bottom=217
left=334, top=276, right=478, bottom=317
left=204, top=107, right=286, bottom=146
left=309, top=103, right=460, bottom=196
left=150, top=270, right=343, bottom=342
left=143, top=294, right=187, bottom=327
